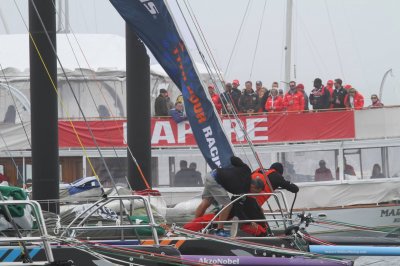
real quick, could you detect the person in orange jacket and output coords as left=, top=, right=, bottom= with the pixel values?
left=283, top=81, right=305, bottom=112
left=250, top=162, right=299, bottom=207
left=208, top=84, right=222, bottom=114
left=344, top=88, right=364, bottom=110
left=265, top=88, right=284, bottom=112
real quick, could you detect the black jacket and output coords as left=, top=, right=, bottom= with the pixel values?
left=154, top=95, right=169, bottom=116
left=215, top=156, right=252, bottom=194
left=331, top=87, right=347, bottom=109
left=309, top=86, right=330, bottom=110
left=267, top=170, right=299, bottom=193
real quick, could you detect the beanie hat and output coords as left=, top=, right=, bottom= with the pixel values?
left=270, top=162, right=284, bottom=175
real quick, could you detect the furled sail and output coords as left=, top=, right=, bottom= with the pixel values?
left=110, top=0, right=234, bottom=168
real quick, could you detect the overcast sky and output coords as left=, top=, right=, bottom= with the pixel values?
left=1, top=0, right=400, bottom=104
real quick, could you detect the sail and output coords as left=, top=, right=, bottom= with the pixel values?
left=110, top=0, right=234, bottom=168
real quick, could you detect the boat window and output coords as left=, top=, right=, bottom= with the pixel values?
left=236, top=151, right=272, bottom=172
left=342, top=149, right=361, bottom=180
left=360, top=147, right=385, bottom=179
left=168, top=154, right=207, bottom=187
left=280, top=150, right=337, bottom=182
left=388, top=146, right=400, bottom=178
left=86, top=157, right=128, bottom=187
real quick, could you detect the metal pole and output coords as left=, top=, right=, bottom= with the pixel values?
left=29, top=0, right=59, bottom=213
left=284, top=0, right=293, bottom=92
left=126, top=24, right=151, bottom=190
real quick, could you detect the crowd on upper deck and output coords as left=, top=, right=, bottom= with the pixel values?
left=154, top=78, right=385, bottom=121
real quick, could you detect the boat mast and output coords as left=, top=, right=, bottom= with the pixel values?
left=29, top=0, right=59, bottom=213
left=284, top=0, right=293, bottom=92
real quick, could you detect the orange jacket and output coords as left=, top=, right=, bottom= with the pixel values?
left=283, top=91, right=305, bottom=112
left=250, top=168, right=274, bottom=206
left=344, top=92, right=364, bottom=110
left=265, top=96, right=284, bottom=112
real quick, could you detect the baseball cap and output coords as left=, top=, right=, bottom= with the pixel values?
left=160, top=88, right=167, bottom=94
left=256, top=80, right=262, bottom=86
left=296, top=84, right=304, bottom=90
left=208, top=84, right=215, bottom=89
left=327, top=80, right=334, bottom=85
left=232, top=79, right=240, bottom=85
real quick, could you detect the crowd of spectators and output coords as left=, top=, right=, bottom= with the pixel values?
left=154, top=78, right=385, bottom=120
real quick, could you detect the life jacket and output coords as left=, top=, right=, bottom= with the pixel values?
left=250, top=168, right=274, bottom=206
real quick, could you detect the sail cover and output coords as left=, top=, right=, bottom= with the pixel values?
left=110, top=0, right=234, bottom=168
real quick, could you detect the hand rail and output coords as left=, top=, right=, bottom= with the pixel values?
left=61, top=195, right=160, bottom=245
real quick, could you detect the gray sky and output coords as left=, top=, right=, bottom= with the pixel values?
left=1, top=0, right=400, bottom=104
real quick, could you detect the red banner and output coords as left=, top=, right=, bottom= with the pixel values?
left=58, top=111, right=355, bottom=148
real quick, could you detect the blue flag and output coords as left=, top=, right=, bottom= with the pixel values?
left=110, top=0, right=234, bottom=168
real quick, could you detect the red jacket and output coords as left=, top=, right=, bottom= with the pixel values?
left=211, top=93, right=222, bottom=113
left=344, top=92, right=364, bottom=110
left=283, top=91, right=305, bottom=112
left=265, top=96, right=284, bottom=112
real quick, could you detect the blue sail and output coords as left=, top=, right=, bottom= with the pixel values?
left=110, top=0, right=234, bottom=168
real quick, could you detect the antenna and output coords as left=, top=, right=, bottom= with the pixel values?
left=379, top=68, right=393, bottom=101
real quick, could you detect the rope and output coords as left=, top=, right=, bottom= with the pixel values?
left=175, top=1, right=276, bottom=189
left=50, top=1, right=150, bottom=189
left=14, top=0, right=101, bottom=185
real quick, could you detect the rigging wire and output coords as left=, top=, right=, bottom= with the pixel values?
left=279, top=0, right=287, bottom=82
left=177, top=0, right=256, bottom=169
left=175, top=0, right=275, bottom=191
left=295, top=9, right=326, bottom=78
left=249, top=0, right=268, bottom=80
left=14, top=0, right=114, bottom=195
left=175, top=0, right=251, bottom=166
left=50, top=1, right=150, bottom=189
left=324, top=0, right=345, bottom=80
left=224, top=0, right=252, bottom=76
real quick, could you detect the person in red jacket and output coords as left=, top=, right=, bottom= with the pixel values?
left=283, top=81, right=305, bottom=112
left=265, top=88, right=284, bottom=112
left=344, top=88, right=364, bottom=110
left=208, top=84, right=222, bottom=114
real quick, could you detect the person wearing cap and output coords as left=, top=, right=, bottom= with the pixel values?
left=314, top=160, right=334, bottom=182
left=154, top=88, right=170, bottom=116
left=283, top=81, right=305, bottom=112
left=331, top=78, right=347, bottom=109
left=231, top=80, right=242, bottom=109
left=265, top=88, right=284, bottom=112
left=326, top=80, right=334, bottom=96
left=369, top=94, right=384, bottom=108
left=309, top=78, right=331, bottom=111
left=208, top=84, right=222, bottom=114
left=238, top=81, right=260, bottom=113
left=296, top=83, right=309, bottom=110
left=220, top=83, right=236, bottom=114
left=344, top=88, right=364, bottom=110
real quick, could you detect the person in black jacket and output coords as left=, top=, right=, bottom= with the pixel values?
left=331, top=78, right=347, bottom=109
left=309, top=78, right=330, bottom=110
left=154, top=89, right=170, bottom=116
left=195, top=156, right=254, bottom=236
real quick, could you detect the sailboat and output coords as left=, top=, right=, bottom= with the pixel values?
left=0, top=0, right=399, bottom=265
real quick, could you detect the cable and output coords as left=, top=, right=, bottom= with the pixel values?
left=324, top=0, right=345, bottom=80
left=224, top=0, right=252, bottom=76
left=249, top=0, right=268, bottom=80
